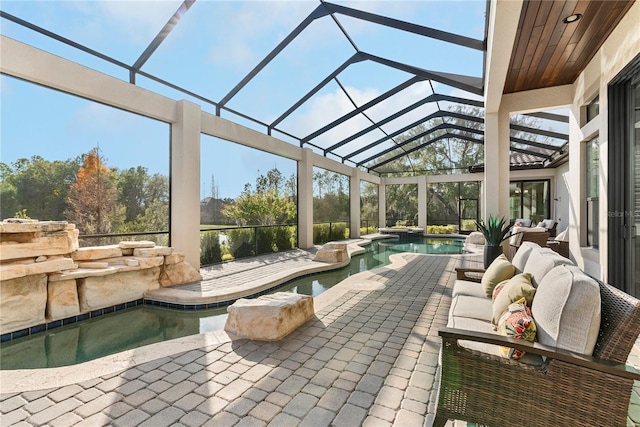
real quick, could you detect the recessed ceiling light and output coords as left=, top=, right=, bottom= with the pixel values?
left=563, top=14, right=582, bottom=24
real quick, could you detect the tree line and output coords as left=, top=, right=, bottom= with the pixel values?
left=1, top=148, right=168, bottom=235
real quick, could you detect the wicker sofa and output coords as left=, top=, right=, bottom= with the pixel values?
left=434, top=242, right=640, bottom=427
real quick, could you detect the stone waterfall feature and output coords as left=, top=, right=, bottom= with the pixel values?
left=0, top=219, right=202, bottom=335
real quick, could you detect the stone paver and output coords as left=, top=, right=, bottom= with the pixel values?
left=2, top=250, right=639, bottom=427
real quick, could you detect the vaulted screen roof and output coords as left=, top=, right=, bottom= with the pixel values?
left=0, top=0, right=583, bottom=175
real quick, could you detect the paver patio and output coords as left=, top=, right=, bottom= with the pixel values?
left=1, top=251, right=639, bottom=426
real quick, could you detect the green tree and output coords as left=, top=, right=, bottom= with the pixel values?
left=1, top=156, right=79, bottom=221
left=313, top=169, right=349, bottom=222
left=145, top=173, right=169, bottom=206
left=360, top=180, right=378, bottom=230
left=222, top=168, right=296, bottom=226
left=0, top=162, right=18, bottom=220
left=118, top=166, right=148, bottom=222
left=118, top=173, right=169, bottom=233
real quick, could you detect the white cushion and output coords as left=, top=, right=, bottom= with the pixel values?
left=449, top=294, right=493, bottom=322
left=542, top=219, right=555, bottom=229
left=554, top=228, right=569, bottom=242
left=452, top=280, right=486, bottom=298
left=466, top=231, right=486, bottom=245
left=446, top=316, right=543, bottom=366
left=523, top=247, right=574, bottom=287
left=511, top=242, right=540, bottom=273
left=509, top=226, right=527, bottom=246
left=515, top=218, right=532, bottom=227
left=531, top=265, right=601, bottom=355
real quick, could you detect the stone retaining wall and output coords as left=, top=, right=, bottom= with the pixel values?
left=0, top=219, right=202, bottom=334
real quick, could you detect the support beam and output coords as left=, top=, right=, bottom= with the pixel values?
left=379, top=182, right=387, bottom=229
left=418, top=175, right=427, bottom=231
left=350, top=171, right=361, bottom=239
left=171, top=100, right=201, bottom=268
left=483, top=111, right=510, bottom=220
left=298, top=148, right=314, bottom=248
left=484, top=0, right=523, bottom=113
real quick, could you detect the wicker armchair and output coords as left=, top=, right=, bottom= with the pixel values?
left=507, top=229, right=550, bottom=260
left=547, top=240, right=569, bottom=258
left=434, top=273, right=640, bottom=427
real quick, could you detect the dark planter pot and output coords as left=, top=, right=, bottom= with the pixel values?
left=484, top=245, right=503, bottom=269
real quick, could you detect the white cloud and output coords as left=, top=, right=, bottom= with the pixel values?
left=208, top=2, right=319, bottom=70
left=69, top=0, right=183, bottom=46
left=442, top=86, right=484, bottom=102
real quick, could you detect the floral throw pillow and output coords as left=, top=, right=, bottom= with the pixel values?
left=496, top=297, right=536, bottom=360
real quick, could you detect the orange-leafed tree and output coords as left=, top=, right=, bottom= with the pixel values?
left=65, top=147, right=119, bottom=234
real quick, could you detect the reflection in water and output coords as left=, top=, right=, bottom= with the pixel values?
left=0, top=237, right=463, bottom=369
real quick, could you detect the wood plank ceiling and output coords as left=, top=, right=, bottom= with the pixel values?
left=504, top=0, right=635, bottom=94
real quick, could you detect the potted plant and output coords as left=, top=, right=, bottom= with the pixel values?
left=476, top=215, right=512, bottom=268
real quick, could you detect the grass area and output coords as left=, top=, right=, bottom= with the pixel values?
left=200, top=224, right=239, bottom=230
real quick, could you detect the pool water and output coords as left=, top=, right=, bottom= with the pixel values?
left=0, top=236, right=464, bottom=370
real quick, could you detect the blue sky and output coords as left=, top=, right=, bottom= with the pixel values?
left=0, top=0, right=487, bottom=199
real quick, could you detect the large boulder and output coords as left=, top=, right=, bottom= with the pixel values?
left=47, top=279, right=80, bottom=321
left=313, top=242, right=349, bottom=263
left=225, top=292, right=314, bottom=341
left=0, top=274, right=48, bottom=334
left=77, top=267, right=161, bottom=312
left=159, top=261, right=202, bottom=287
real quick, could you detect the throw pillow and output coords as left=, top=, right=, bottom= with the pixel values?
left=496, top=298, right=536, bottom=360
left=481, top=254, right=515, bottom=297
left=492, top=273, right=535, bottom=324
left=491, top=279, right=508, bottom=302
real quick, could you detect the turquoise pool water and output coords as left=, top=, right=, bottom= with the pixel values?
left=0, top=236, right=464, bottom=370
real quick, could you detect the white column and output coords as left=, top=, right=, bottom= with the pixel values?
left=418, top=175, right=427, bottom=230
left=298, top=148, right=314, bottom=248
left=378, top=180, right=386, bottom=228
left=350, top=171, right=361, bottom=239
left=171, top=100, right=201, bottom=268
left=483, top=110, right=511, bottom=220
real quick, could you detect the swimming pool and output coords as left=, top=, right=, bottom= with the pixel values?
left=0, top=236, right=465, bottom=369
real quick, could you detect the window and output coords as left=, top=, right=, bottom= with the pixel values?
left=586, top=137, right=599, bottom=248
left=586, top=96, right=600, bottom=123
left=510, top=180, right=550, bottom=225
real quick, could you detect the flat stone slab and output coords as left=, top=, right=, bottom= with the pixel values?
left=0, top=219, right=72, bottom=233
left=225, top=292, right=314, bottom=341
left=118, top=240, right=156, bottom=249
left=71, top=245, right=122, bottom=261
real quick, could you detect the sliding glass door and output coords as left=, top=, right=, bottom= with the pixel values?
left=608, top=54, right=640, bottom=298
left=631, top=80, right=640, bottom=298
left=509, top=180, right=550, bottom=225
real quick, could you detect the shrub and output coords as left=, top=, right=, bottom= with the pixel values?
left=313, top=223, right=330, bottom=244
left=427, top=224, right=455, bottom=234
left=222, top=253, right=234, bottom=262
left=256, top=227, right=275, bottom=255
left=360, top=224, right=378, bottom=235
left=227, top=228, right=254, bottom=259
left=274, top=225, right=295, bottom=251
left=461, top=219, right=477, bottom=232
left=313, top=222, right=348, bottom=244
left=200, top=231, right=222, bottom=265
